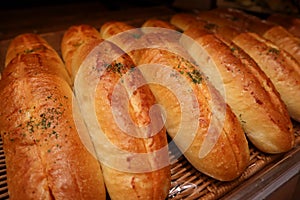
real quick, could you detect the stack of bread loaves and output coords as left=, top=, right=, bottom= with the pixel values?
left=0, top=7, right=299, bottom=200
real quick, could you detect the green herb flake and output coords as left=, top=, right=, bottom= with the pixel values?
left=132, top=33, right=141, bottom=39
left=230, top=47, right=236, bottom=52
left=186, top=69, right=203, bottom=84
left=72, top=41, right=83, bottom=47
left=24, top=49, right=34, bottom=54
left=204, top=23, right=218, bottom=30
left=268, top=48, right=280, bottom=54
left=107, top=62, right=124, bottom=75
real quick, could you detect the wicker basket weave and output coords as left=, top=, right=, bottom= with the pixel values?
left=0, top=123, right=299, bottom=200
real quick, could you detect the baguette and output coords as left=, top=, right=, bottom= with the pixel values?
left=61, top=24, right=101, bottom=81
left=178, top=13, right=300, bottom=122
left=61, top=25, right=171, bottom=200
left=100, top=21, right=250, bottom=181
left=268, top=13, right=300, bottom=38
left=170, top=15, right=295, bottom=153
left=208, top=8, right=300, bottom=63
left=5, top=33, right=72, bottom=86
left=142, top=19, right=179, bottom=31
left=232, top=32, right=300, bottom=122
left=0, top=33, right=106, bottom=199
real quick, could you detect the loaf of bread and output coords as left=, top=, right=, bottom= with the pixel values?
left=61, top=24, right=101, bottom=81
left=207, top=8, right=300, bottom=64
left=182, top=12, right=300, bottom=122
left=5, top=33, right=72, bottom=86
left=100, top=21, right=250, bottom=181
left=268, top=13, right=300, bottom=38
left=232, top=32, right=300, bottom=122
left=0, top=33, right=106, bottom=199
left=170, top=15, right=295, bottom=153
left=142, top=19, right=179, bottom=31
left=61, top=25, right=171, bottom=199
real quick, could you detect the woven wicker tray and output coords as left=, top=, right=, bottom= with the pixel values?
left=0, top=10, right=300, bottom=199
left=168, top=122, right=300, bottom=199
left=0, top=123, right=298, bottom=199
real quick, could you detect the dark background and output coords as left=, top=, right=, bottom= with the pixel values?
left=0, top=0, right=175, bottom=10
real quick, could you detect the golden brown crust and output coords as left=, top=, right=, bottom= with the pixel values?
left=232, top=32, right=300, bottom=122
left=142, top=19, right=179, bottom=30
left=209, top=8, right=273, bottom=35
left=0, top=34, right=106, bottom=200
left=138, top=47, right=249, bottom=181
left=100, top=21, right=135, bottom=39
left=263, top=26, right=300, bottom=63
left=171, top=13, right=206, bottom=31
left=207, top=8, right=300, bottom=63
left=101, top=21, right=250, bottom=181
left=62, top=24, right=171, bottom=199
left=171, top=13, right=241, bottom=43
left=5, top=33, right=72, bottom=86
left=178, top=13, right=300, bottom=122
left=184, top=29, right=294, bottom=153
left=61, top=25, right=102, bottom=81
left=268, top=14, right=300, bottom=37
left=169, top=15, right=295, bottom=153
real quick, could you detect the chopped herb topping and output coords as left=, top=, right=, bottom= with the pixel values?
left=132, top=33, right=142, bottom=39
left=23, top=46, right=45, bottom=54
left=186, top=69, right=203, bottom=84
left=24, top=49, right=34, bottom=54
left=204, top=23, right=218, bottom=31
left=230, top=47, right=237, bottom=52
left=72, top=41, right=83, bottom=47
left=268, top=48, right=280, bottom=55
left=238, top=113, right=246, bottom=124
left=107, top=62, right=124, bottom=75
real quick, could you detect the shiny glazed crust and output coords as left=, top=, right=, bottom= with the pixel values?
left=232, top=32, right=300, bottom=121
left=268, top=14, right=300, bottom=37
left=61, top=25, right=171, bottom=200
left=61, top=24, right=102, bottom=81
left=171, top=15, right=295, bottom=153
left=0, top=33, right=106, bottom=200
left=176, top=13, right=300, bottom=122
left=207, top=8, right=300, bottom=63
left=101, top=21, right=250, bottom=181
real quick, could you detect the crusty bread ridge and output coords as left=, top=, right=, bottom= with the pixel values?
left=208, top=8, right=300, bottom=64
left=179, top=12, right=300, bottom=122
left=61, top=24, right=171, bottom=200
left=0, top=33, right=106, bottom=200
left=61, top=24, right=102, bottom=83
left=100, top=21, right=250, bottom=181
left=170, top=15, right=295, bottom=153
left=268, top=13, right=300, bottom=38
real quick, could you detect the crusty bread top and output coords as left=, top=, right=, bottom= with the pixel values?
left=99, top=21, right=251, bottom=181
left=61, top=25, right=102, bottom=81
left=142, top=19, right=179, bottom=30
left=135, top=34, right=250, bottom=181
left=5, top=33, right=72, bottom=86
left=62, top=24, right=171, bottom=199
left=268, top=13, right=300, bottom=37
left=0, top=34, right=106, bottom=200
